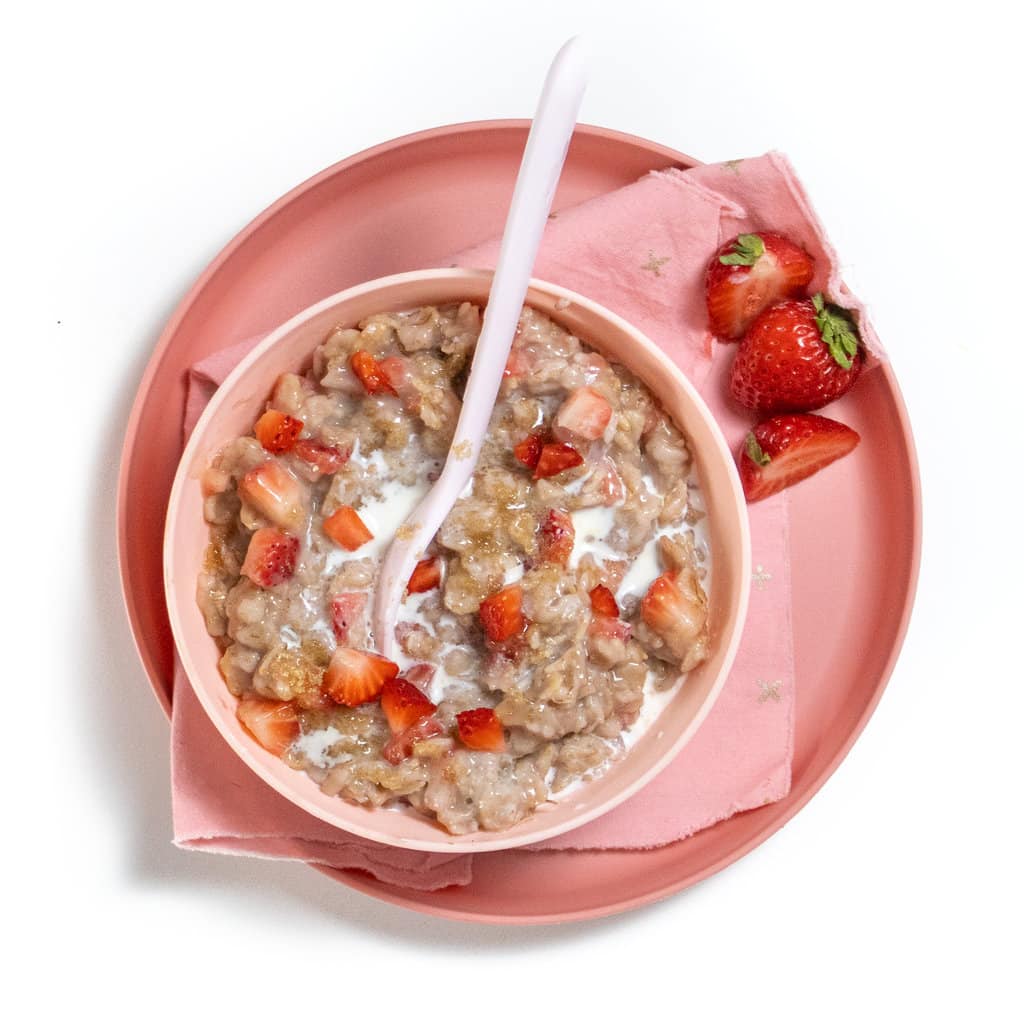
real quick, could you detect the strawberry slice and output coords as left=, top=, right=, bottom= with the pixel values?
left=254, top=410, right=303, bottom=453
left=534, top=442, right=584, bottom=480
left=478, top=584, right=526, bottom=643
left=739, top=413, right=861, bottom=502
left=382, top=715, right=445, bottom=764
left=705, top=231, right=814, bottom=340
left=323, top=505, right=374, bottom=550
left=292, top=439, right=350, bottom=476
left=554, top=386, right=612, bottom=441
left=241, top=528, right=299, bottom=587
left=322, top=648, right=399, bottom=706
left=330, top=592, right=367, bottom=644
left=538, top=508, right=574, bottom=566
left=456, top=708, right=506, bottom=752
left=589, top=584, right=620, bottom=618
left=239, top=461, right=308, bottom=530
left=407, top=557, right=442, bottom=594
left=236, top=696, right=300, bottom=757
left=381, top=677, right=437, bottom=733
left=350, top=350, right=399, bottom=396
left=513, top=432, right=544, bottom=469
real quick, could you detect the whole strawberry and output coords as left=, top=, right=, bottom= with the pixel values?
left=730, top=294, right=862, bottom=412
left=705, top=231, right=814, bottom=340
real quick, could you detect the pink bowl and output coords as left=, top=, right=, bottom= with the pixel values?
left=163, top=268, right=751, bottom=853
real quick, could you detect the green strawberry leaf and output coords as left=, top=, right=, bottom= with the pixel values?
left=719, top=233, right=765, bottom=267
left=812, top=293, right=860, bottom=370
left=745, top=432, right=771, bottom=467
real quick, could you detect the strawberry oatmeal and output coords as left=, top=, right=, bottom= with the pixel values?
left=197, top=303, right=711, bottom=835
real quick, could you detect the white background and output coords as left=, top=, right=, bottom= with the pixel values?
left=5, top=1, right=1021, bottom=1020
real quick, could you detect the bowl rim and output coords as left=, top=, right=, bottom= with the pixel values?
left=163, top=267, right=751, bottom=853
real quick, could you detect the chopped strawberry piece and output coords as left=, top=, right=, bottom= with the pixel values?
left=236, top=696, right=300, bottom=757
left=589, top=584, right=620, bottom=618
left=350, top=350, right=398, bottom=396
left=292, top=439, right=350, bottom=475
left=739, top=413, right=861, bottom=502
left=640, top=572, right=690, bottom=635
left=533, top=442, right=584, bottom=480
left=456, top=708, right=506, bottom=752
left=381, top=677, right=437, bottom=733
left=322, top=648, right=399, bottom=707
left=538, top=509, right=574, bottom=566
left=382, top=715, right=445, bottom=764
left=503, top=346, right=530, bottom=379
left=587, top=614, right=632, bottom=642
left=403, top=663, right=436, bottom=689
left=554, top=386, right=613, bottom=441
left=513, top=432, right=544, bottom=469
left=478, top=585, right=526, bottom=643
left=407, top=557, right=442, bottom=594
left=376, top=355, right=420, bottom=411
left=596, top=460, right=625, bottom=505
left=241, top=528, right=299, bottom=587
left=323, top=505, right=374, bottom=550
left=330, top=592, right=367, bottom=644
left=254, top=410, right=304, bottom=453
left=239, top=461, right=308, bottom=531
left=705, top=231, right=815, bottom=340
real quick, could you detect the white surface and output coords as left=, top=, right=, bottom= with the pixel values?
left=4, top=1, right=1020, bottom=1020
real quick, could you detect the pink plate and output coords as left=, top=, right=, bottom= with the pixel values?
left=118, top=121, right=921, bottom=922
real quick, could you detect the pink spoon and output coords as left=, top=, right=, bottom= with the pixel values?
left=372, top=37, right=589, bottom=660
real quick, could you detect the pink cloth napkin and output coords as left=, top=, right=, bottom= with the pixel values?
left=172, top=152, right=877, bottom=889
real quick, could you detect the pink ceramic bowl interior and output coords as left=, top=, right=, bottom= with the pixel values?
left=164, top=268, right=751, bottom=853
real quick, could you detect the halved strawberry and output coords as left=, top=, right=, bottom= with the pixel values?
left=330, top=592, right=367, bottom=644
left=554, top=386, right=612, bottom=441
left=513, top=432, right=544, bottom=470
left=239, top=461, right=308, bottom=531
left=323, top=505, right=374, bottom=550
left=456, top=708, right=506, bottom=752
left=739, top=413, right=860, bottom=502
left=705, top=231, right=814, bottom=340
left=322, top=648, right=399, bottom=706
left=407, top=557, right=442, bottom=594
left=730, top=295, right=862, bottom=412
left=350, top=350, right=398, bottom=396
left=478, top=584, right=526, bottom=642
left=240, top=528, right=299, bottom=587
left=589, top=584, right=620, bottom=618
left=254, top=410, right=304, bottom=453
left=538, top=509, right=574, bottom=566
left=382, top=716, right=445, bottom=764
left=236, top=696, right=300, bottom=757
left=534, top=442, right=583, bottom=480
left=381, top=677, right=437, bottom=733
left=292, top=439, right=350, bottom=476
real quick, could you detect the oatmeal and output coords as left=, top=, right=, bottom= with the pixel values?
left=197, top=303, right=711, bottom=834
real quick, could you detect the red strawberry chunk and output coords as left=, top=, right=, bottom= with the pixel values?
left=239, top=461, right=308, bottom=531
left=705, top=231, right=814, bottom=340
left=236, top=696, right=300, bottom=757
left=381, top=677, right=437, bottom=733
left=323, top=505, right=374, bottom=550
left=538, top=509, right=574, bottom=566
left=407, top=557, right=442, bottom=594
left=382, top=715, right=445, bottom=764
left=254, top=410, right=304, bottom=453
left=478, top=585, right=526, bottom=643
left=513, top=432, right=544, bottom=469
left=533, top=442, right=584, bottom=480
left=350, top=350, right=398, bottom=396
left=330, top=592, right=367, bottom=644
left=292, top=439, right=350, bottom=476
left=739, top=413, right=860, bottom=502
left=456, top=708, right=506, bottom=752
left=589, top=584, right=620, bottom=618
left=322, top=648, right=399, bottom=706
left=640, top=571, right=694, bottom=636
left=377, top=355, right=420, bottom=411
left=554, top=386, right=612, bottom=441
left=241, top=528, right=299, bottom=587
